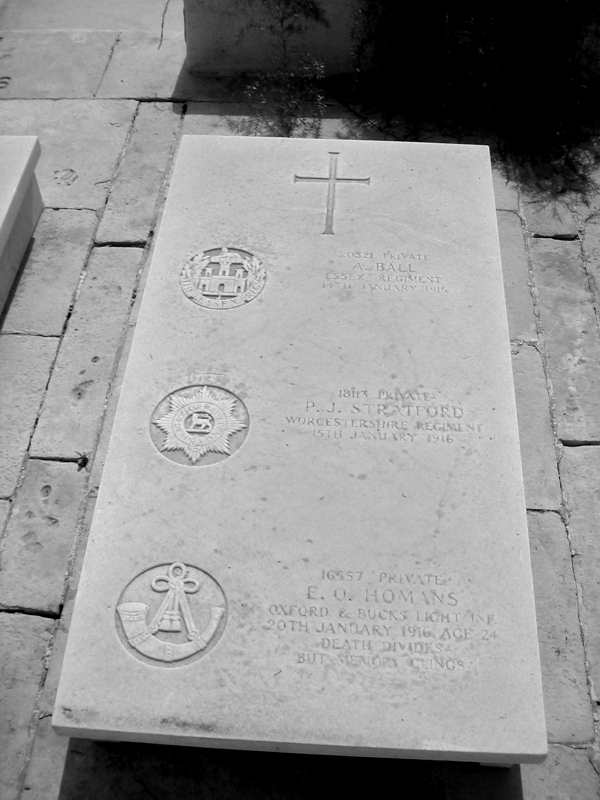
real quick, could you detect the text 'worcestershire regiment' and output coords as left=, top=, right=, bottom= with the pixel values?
left=285, top=386, right=484, bottom=445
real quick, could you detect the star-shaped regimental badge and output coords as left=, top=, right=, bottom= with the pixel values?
left=152, top=386, right=247, bottom=464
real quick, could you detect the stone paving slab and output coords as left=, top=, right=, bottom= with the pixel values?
left=0, top=499, right=9, bottom=531
left=0, top=612, right=53, bottom=800
left=3, top=209, right=96, bottom=335
left=96, top=102, right=180, bottom=243
left=30, top=247, right=143, bottom=459
left=0, top=100, right=136, bottom=209
left=0, top=32, right=115, bottom=98
left=581, top=215, right=600, bottom=308
left=521, top=197, right=579, bottom=239
left=96, top=33, right=227, bottom=100
left=528, top=511, right=593, bottom=743
left=0, top=335, right=58, bottom=498
left=182, top=105, right=353, bottom=138
left=0, top=0, right=181, bottom=33
left=21, top=717, right=69, bottom=800
left=498, top=210, right=537, bottom=341
left=492, top=170, right=519, bottom=211
left=529, top=238, right=600, bottom=441
left=559, top=446, right=600, bottom=700
left=512, top=344, right=561, bottom=510
left=520, top=744, right=599, bottom=799
left=0, top=460, right=87, bottom=615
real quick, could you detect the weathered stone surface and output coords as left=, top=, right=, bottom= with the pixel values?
left=54, top=136, right=545, bottom=762
left=0, top=100, right=136, bottom=209
left=0, top=0, right=178, bottom=32
left=0, top=460, right=87, bottom=615
left=39, top=615, right=69, bottom=717
left=0, top=32, right=116, bottom=98
left=492, top=168, right=519, bottom=211
left=582, top=215, right=600, bottom=309
left=0, top=180, right=44, bottom=314
left=522, top=197, right=579, bottom=239
left=0, top=136, right=42, bottom=312
left=96, top=103, right=180, bottom=243
left=529, top=238, right=600, bottom=441
left=3, top=209, right=97, bottom=336
left=521, top=744, right=599, bottom=800
left=0, top=500, right=9, bottom=532
left=512, top=343, right=561, bottom=509
left=184, top=0, right=357, bottom=75
left=0, top=613, right=53, bottom=800
left=528, top=511, right=593, bottom=742
left=0, top=335, right=58, bottom=498
left=97, top=33, right=199, bottom=100
left=182, top=104, right=254, bottom=135
left=183, top=105, right=357, bottom=139
left=30, top=247, right=142, bottom=459
left=497, top=211, right=536, bottom=340
left=560, top=446, right=600, bottom=700
left=20, top=716, right=69, bottom=800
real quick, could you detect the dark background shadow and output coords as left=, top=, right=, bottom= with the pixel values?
left=58, top=739, right=525, bottom=799
left=332, top=2, right=600, bottom=196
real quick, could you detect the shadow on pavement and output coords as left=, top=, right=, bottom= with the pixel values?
left=58, top=739, right=525, bottom=800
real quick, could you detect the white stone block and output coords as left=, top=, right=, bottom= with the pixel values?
left=0, top=136, right=43, bottom=312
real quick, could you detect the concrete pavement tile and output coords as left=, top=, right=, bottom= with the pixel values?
left=39, top=615, right=69, bottom=717
left=0, top=460, right=87, bottom=615
left=492, top=168, right=519, bottom=210
left=530, top=238, right=600, bottom=441
left=182, top=103, right=256, bottom=135
left=0, top=100, right=136, bottom=209
left=559, top=446, right=600, bottom=699
left=97, top=33, right=227, bottom=100
left=30, top=247, right=143, bottom=459
left=0, top=335, right=58, bottom=498
left=97, top=33, right=184, bottom=99
left=522, top=196, right=579, bottom=238
left=20, top=716, right=68, bottom=800
left=183, top=105, right=359, bottom=138
left=0, top=32, right=115, bottom=99
left=96, top=102, right=180, bottom=243
left=512, top=343, right=561, bottom=510
left=3, top=210, right=96, bottom=336
left=0, top=0, right=180, bottom=32
left=581, top=216, right=600, bottom=308
left=0, top=499, right=9, bottom=532
left=521, top=744, right=599, bottom=800
left=498, top=211, right=537, bottom=340
left=0, top=613, right=53, bottom=800
left=528, top=512, right=593, bottom=743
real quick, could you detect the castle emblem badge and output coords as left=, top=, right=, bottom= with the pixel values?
left=150, top=385, right=249, bottom=466
left=180, top=246, right=266, bottom=309
left=116, top=561, right=227, bottom=665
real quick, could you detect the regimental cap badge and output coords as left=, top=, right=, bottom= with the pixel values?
left=116, top=561, right=227, bottom=665
left=180, top=246, right=266, bottom=310
left=150, top=385, right=249, bottom=466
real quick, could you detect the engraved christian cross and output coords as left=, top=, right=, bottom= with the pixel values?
left=294, top=152, right=370, bottom=235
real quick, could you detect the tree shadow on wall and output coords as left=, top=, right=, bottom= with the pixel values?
left=335, top=3, right=600, bottom=197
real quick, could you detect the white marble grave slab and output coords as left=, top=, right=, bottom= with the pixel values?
left=0, top=136, right=43, bottom=311
left=53, top=135, right=546, bottom=763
